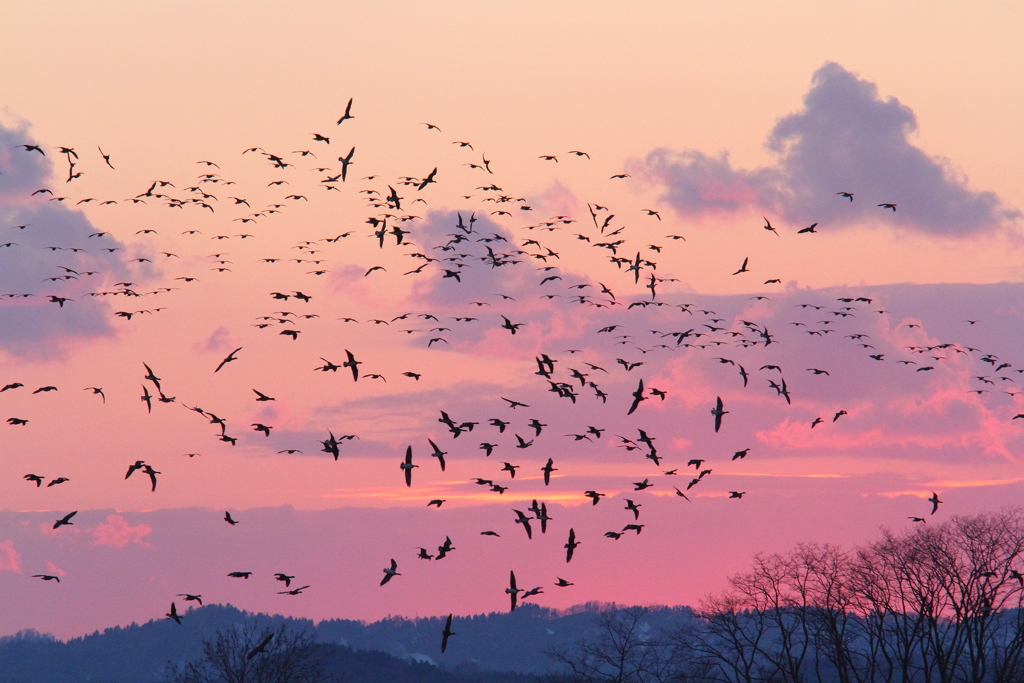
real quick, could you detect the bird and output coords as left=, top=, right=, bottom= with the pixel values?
left=53, top=511, right=77, bottom=529
left=227, top=571, right=252, bottom=579
left=380, top=559, right=400, bottom=585
left=84, top=387, right=105, bottom=402
left=338, top=146, right=355, bottom=181
left=336, top=98, right=354, bottom=124
left=343, top=350, right=361, bottom=381
left=733, top=257, right=749, bottom=275
left=542, top=458, right=557, bottom=485
left=440, top=613, right=455, bottom=653
left=33, top=574, right=60, bottom=583
left=711, top=397, right=728, bottom=432
left=428, top=439, right=447, bottom=471
left=224, top=511, right=238, bottom=525
left=878, top=203, right=897, bottom=211
left=166, top=603, right=183, bottom=624
left=506, top=571, right=523, bottom=611
left=513, top=510, right=534, bottom=539
left=248, top=634, right=274, bottom=659
left=501, top=316, right=525, bottom=334
left=253, top=389, right=275, bottom=401
left=400, top=446, right=417, bottom=487
left=24, top=474, right=44, bottom=487
left=627, top=378, right=647, bottom=415
left=929, top=491, right=942, bottom=515
left=142, top=465, right=160, bottom=491
left=274, top=573, right=295, bottom=587
left=564, top=528, right=579, bottom=562
left=214, top=347, right=242, bottom=373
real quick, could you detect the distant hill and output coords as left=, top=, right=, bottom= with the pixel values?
left=0, top=603, right=694, bottom=682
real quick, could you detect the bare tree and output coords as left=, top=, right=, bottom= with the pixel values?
left=171, top=620, right=331, bottom=683
left=548, top=606, right=687, bottom=683
left=677, top=509, right=1024, bottom=683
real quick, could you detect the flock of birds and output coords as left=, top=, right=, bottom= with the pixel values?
left=3, top=97, right=1018, bottom=654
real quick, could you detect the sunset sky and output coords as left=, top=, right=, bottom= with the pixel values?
left=3, top=1, right=1024, bottom=640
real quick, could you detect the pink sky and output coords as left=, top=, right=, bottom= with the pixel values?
left=3, top=1, right=1024, bottom=640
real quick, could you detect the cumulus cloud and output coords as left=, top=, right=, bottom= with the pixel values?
left=91, top=515, right=153, bottom=548
left=0, top=118, right=134, bottom=355
left=642, top=62, right=1019, bottom=235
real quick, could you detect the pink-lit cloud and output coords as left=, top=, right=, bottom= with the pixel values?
left=91, top=515, right=153, bottom=548
left=0, top=541, right=21, bottom=573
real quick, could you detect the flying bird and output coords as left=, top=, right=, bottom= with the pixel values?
left=400, top=446, right=417, bottom=487
left=53, top=511, right=77, bottom=529
left=428, top=439, right=447, bottom=471
left=513, top=509, right=534, bottom=539
left=343, top=350, right=361, bottom=381
left=506, top=570, right=523, bottom=611
left=440, top=613, right=455, bottom=653
left=166, top=602, right=183, bottom=624
left=214, top=347, right=242, bottom=373
left=248, top=634, right=274, bottom=659
left=564, top=528, right=579, bottom=562
left=336, top=97, right=354, bottom=124
left=380, top=559, right=400, bottom=585
left=711, top=396, right=728, bottom=432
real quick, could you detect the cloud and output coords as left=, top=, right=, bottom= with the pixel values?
left=0, top=118, right=136, bottom=356
left=43, top=560, right=65, bottom=577
left=91, top=515, right=153, bottom=549
left=0, top=541, right=20, bottom=573
left=642, top=62, right=1020, bottom=236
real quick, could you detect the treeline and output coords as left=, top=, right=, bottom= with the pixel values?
left=0, top=601, right=686, bottom=682
left=551, top=509, right=1024, bottom=683
left=0, top=605, right=552, bottom=683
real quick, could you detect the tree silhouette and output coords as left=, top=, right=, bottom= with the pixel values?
left=552, top=510, right=1024, bottom=683
left=171, top=620, right=332, bottom=683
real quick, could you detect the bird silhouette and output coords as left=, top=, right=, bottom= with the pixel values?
left=53, top=511, right=77, bottom=529
left=214, top=347, right=242, bottom=373
left=564, top=528, right=579, bottom=562
left=711, top=396, right=728, bottom=432
left=440, top=613, right=455, bottom=653
left=166, top=602, right=183, bottom=624
left=380, top=559, right=400, bottom=585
